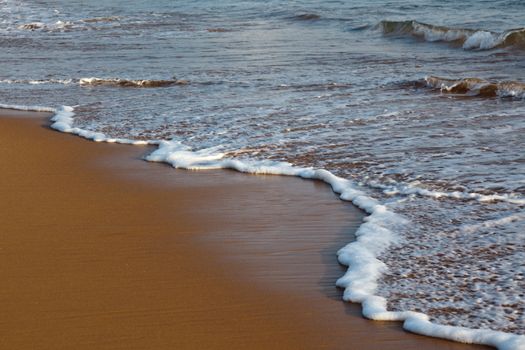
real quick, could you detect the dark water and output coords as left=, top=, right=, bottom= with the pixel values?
left=0, top=0, right=524, bottom=335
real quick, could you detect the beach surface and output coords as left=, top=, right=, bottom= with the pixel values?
left=0, top=110, right=492, bottom=349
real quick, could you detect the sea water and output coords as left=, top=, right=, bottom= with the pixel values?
left=0, top=0, right=524, bottom=348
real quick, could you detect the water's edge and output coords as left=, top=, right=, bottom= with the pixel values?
left=1, top=103, right=523, bottom=350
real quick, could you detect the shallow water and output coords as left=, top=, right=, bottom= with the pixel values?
left=0, top=0, right=524, bottom=338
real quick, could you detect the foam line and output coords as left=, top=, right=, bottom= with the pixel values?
left=0, top=77, right=188, bottom=88
left=1, top=103, right=524, bottom=350
left=460, top=212, right=525, bottom=234
left=368, top=179, right=525, bottom=205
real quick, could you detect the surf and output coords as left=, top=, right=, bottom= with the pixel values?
left=378, top=20, right=525, bottom=50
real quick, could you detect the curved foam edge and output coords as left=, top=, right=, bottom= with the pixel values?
left=2, top=103, right=523, bottom=350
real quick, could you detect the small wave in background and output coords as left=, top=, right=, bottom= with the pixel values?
left=379, top=20, right=525, bottom=50
left=425, top=76, right=525, bottom=98
left=78, top=77, right=189, bottom=88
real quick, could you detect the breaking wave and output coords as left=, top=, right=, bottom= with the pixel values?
left=0, top=77, right=189, bottom=88
left=424, top=76, right=525, bottom=98
left=379, top=20, right=525, bottom=50
left=79, top=77, right=189, bottom=88
left=17, top=21, right=78, bottom=32
left=16, top=16, right=120, bottom=33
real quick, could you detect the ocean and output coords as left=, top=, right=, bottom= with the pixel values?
left=0, top=0, right=524, bottom=347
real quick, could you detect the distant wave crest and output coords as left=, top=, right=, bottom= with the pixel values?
left=0, top=78, right=73, bottom=85
left=79, top=77, right=189, bottom=88
left=425, top=76, right=525, bottom=98
left=17, top=16, right=120, bottom=32
left=0, top=77, right=189, bottom=88
left=17, top=21, right=77, bottom=32
left=379, top=20, right=525, bottom=50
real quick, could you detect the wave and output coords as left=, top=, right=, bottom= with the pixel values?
left=18, top=22, right=46, bottom=31
left=1, top=102, right=524, bottom=350
left=378, top=20, right=525, bottom=50
left=0, top=77, right=189, bottom=88
left=17, top=16, right=121, bottom=33
left=79, top=77, right=189, bottom=88
left=17, top=20, right=77, bottom=32
left=424, top=76, right=525, bottom=98
left=367, top=179, right=525, bottom=205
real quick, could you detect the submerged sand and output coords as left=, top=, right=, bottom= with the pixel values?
left=0, top=110, right=491, bottom=349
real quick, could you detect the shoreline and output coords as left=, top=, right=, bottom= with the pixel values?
left=0, top=109, right=492, bottom=349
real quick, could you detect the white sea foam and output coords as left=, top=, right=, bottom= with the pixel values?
left=0, top=103, right=56, bottom=113
left=368, top=180, right=525, bottom=205
left=50, top=106, right=151, bottom=145
left=79, top=77, right=188, bottom=88
left=460, top=212, right=525, bottom=234
left=463, top=31, right=500, bottom=50
left=411, top=21, right=467, bottom=42
left=0, top=77, right=184, bottom=88
left=0, top=79, right=74, bottom=85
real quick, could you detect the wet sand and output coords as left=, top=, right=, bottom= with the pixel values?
left=0, top=109, right=492, bottom=349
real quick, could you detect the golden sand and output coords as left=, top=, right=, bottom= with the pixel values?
left=0, top=110, right=491, bottom=349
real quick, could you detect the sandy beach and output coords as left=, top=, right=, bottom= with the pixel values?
left=0, top=110, right=492, bottom=349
